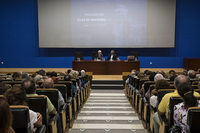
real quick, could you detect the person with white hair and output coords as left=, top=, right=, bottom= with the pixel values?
left=95, top=50, right=104, bottom=60
left=126, top=71, right=135, bottom=84
left=145, top=73, right=165, bottom=99
left=81, top=70, right=86, bottom=76
left=188, top=69, right=196, bottom=79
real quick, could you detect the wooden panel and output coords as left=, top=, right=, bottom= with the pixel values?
left=183, top=58, right=200, bottom=71
left=72, top=60, right=140, bottom=75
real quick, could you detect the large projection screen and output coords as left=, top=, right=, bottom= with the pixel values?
left=38, top=0, right=176, bottom=48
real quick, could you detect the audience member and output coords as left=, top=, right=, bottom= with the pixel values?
left=46, top=71, right=51, bottom=77
left=22, top=73, right=29, bottom=79
left=181, top=70, right=188, bottom=76
left=69, top=70, right=79, bottom=79
left=50, top=71, right=59, bottom=84
left=38, top=69, right=45, bottom=76
left=4, top=87, right=42, bottom=133
left=107, top=50, right=117, bottom=61
left=21, top=78, right=62, bottom=133
left=144, top=70, right=149, bottom=75
left=12, top=72, right=20, bottom=79
left=126, top=71, right=135, bottom=84
left=173, top=83, right=200, bottom=133
left=188, top=70, right=196, bottom=79
left=150, top=79, right=170, bottom=108
left=169, top=74, right=177, bottom=81
left=81, top=70, right=86, bottom=76
left=153, top=75, right=200, bottom=133
left=34, top=74, right=44, bottom=83
left=31, top=73, right=38, bottom=78
left=67, top=69, right=71, bottom=74
left=158, top=70, right=168, bottom=78
left=43, top=78, right=65, bottom=106
left=17, top=71, right=22, bottom=76
left=0, top=99, right=15, bottom=133
left=146, top=71, right=152, bottom=76
left=0, top=83, right=9, bottom=95
left=64, top=74, right=77, bottom=93
left=169, top=70, right=176, bottom=77
left=59, top=71, right=66, bottom=76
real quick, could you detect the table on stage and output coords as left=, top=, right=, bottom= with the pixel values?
left=72, top=60, right=140, bottom=75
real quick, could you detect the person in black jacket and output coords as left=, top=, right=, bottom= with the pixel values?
left=95, top=50, right=104, bottom=60
left=107, top=50, right=117, bottom=61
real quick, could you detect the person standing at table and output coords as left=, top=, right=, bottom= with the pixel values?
left=107, top=50, right=117, bottom=61
left=95, top=50, right=104, bottom=60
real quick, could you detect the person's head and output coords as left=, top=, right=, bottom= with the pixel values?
left=177, top=83, right=198, bottom=109
left=4, top=87, right=28, bottom=106
left=146, top=71, right=152, bottom=75
left=22, top=73, right=29, bottom=79
left=98, top=50, right=102, bottom=55
left=0, top=99, right=13, bottom=133
left=110, top=50, right=115, bottom=55
left=38, top=69, right=45, bottom=76
left=60, top=71, right=66, bottom=76
left=181, top=70, right=188, bottom=76
left=169, top=74, right=177, bottom=81
left=12, top=72, right=20, bottom=79
left=154, top=74, right=164, bottom=82
left=81, top=70, right=85, bottom=76
left=198, top=68, right=200, bottom=74
left=43, top=78, right=54, bottom=88
left=149, top=73, right=156, bottom=81
left=67, top=69, right=71, bottom=74
left=50, top=71, right=57, bottom=77
left=64, top=74, right=71, bottom=81
left=34, top=75, right=44, bottom=83
left=46, top=71, right=51, bottom=77
left=130, top=71, right=135, bottom=76
left=174, top=75, right=190, bottom=89
left=188, top=70, right=196, bottom=79
left=0, top=83, right=9, bottom=95
left=144, top=70, right=149, bottom=75
left=137, top=72, right=145, bottom=78
left=155, top=79, right=170, bottom=91
left=17, top=71, right=22, bottom=76
left=21, top=78, right=36, bottom=94
left=169, top=70, right=176, bottom=76
left=31, top=73, right=38, bottom=78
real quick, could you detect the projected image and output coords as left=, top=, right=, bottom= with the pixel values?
left=71, top=0, right=147, bottom=48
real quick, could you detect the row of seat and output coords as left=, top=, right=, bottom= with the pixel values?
left=125, top=74, right=200, bottom=133
left=0, top=75, right=91, bottom=133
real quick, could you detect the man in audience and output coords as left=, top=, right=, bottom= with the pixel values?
left=158, top=70, right=168, bottom=78
left=181, top=70, right=188, bottom=76
left=38, top=69, right=45, bottom=76
left=188, top=69, right=197, bottom=79
left=22, top=73, right=29, bottom=79
left=12, top=72, right=20, bottom=79
left=0, top=83, right=9, bottom=95
left=81, top=70, right=86, bottom=76
left=21, top=78, right=62, bottom=133
left=107, top=50, right=117, bottom=61
left=153, top=75, right=200, bottom=133
left=43, top=78, right=65, bottom=106
left=95, top=50, right=104, bottom=60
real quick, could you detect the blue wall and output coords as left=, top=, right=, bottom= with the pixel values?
left=0, top=0, right=200, bottom=68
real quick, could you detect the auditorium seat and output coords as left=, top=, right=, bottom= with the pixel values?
left=54, top=84, right=67, bottom=102
left=36, top=88, right=67, bottom=132
left=27, top=95, right=57, bottom=133
left=0, top=78, right=12, bottom=83
left=10, top=105, right=46, bottom=133
left=186, top=107, right=200, bottom=133
left=2, top=81, right=22, bottom=86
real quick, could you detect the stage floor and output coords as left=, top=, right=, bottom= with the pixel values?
left=93, top=75, right=123, bottom=80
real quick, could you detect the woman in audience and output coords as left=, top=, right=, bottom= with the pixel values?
left=51, top=71, right=59, bottom=84
left=4, top=87, right=43, bottom=133
left=173, top=83, right=200, bottom=133
left=150, top=79, right=170, bottom=108
left=0, top=99, right=15, bottom=133
left=0, top=83, right=9, bottom=95
left=64, top=74, right=77, bottom=93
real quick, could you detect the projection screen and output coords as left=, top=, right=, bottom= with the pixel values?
left=38, top=0, right=176, bottom=48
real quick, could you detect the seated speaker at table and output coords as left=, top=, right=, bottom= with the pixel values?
left=107, top=50, right=117, bottom=61
left=95, top=50, right=104, bottom=60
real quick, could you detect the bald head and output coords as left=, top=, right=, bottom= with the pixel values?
left=188, top=70, right=196, bottom=79
left=98, top=50, right=102, bottom=55
left=174, top=75, right=190, bottom=89
left=154, top=74, right=164, bottom=82
left=44, top=78, right=54, bottom=88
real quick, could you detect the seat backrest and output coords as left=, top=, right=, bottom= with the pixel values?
left=135, top=78, right=140, bottom=89
left=143, top=81, right=155, bottom=96
left=58, top=81, right=72, bottom=97
left=190, top=80, right=199, bottom=85
left=36, top=89, right=60, bottom=111
left=54, top=84, right=67, bottom=102
left=157, top=89, right=175, bottom=104
left=0, top=95, right=5, bottom=100
left=0, top=79, right=12, bottom=83
left=2, top=81, right=22, bottom=86
left=187, top=107, right=200, bottom=133
left=170, top=84, right=175, bottom=89
left=10, top=105, right=31, bottom=133
left=193, top=85, right=199, bottom=89
left=168, top=96, right=182, bottom=128
left=139, top=79, right=149, bottom=90
left=192, top=81, right=199, bottom=85
left=92, top=51, right=98, bottom=60
left=26, top=95, right=48, bottom=131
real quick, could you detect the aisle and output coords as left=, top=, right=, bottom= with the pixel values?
left=69, top=89, right=147, bottom=133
